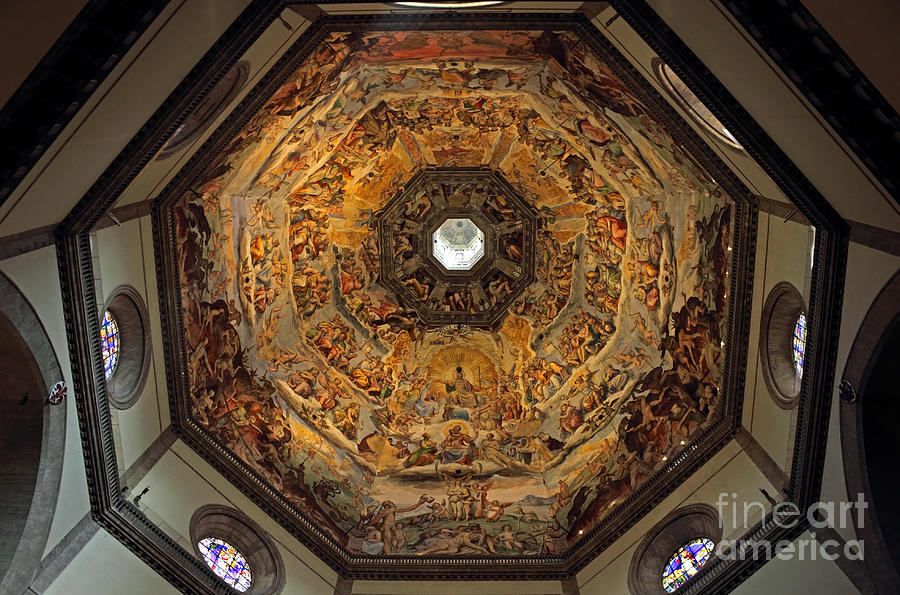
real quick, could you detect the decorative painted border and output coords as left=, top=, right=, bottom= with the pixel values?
left=51, top=4, right=844, bottom=591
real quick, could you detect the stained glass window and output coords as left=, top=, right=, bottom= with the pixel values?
left=661, top=537, right=715, bottom=592
left=792, top=313, right=807, bottom=377
left=197, top=537, right=252, bottom=592
left=100, top=311, right=120, bottom=380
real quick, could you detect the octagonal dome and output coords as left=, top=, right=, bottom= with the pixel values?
left=433, top=218, right=485, bottom=271
left=156, top=18, right=750, bottom=577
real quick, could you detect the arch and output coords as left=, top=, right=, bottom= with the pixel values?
left=104, top=285, right=152, bottom=409
left=189, top=505, right=285, bottom=595
left=155, top=61, right=250, bottom=160
left=0, top=272, right=66, bottom=593
left=840, top=268, right=900, bottom=594
left=758, top=281, right=806, bottom=408
left=651, top=58, right=743, bottom=151
left=628, top=504, right=722, bottom=595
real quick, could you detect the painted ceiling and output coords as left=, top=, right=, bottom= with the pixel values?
left=172, top=27, right=735, bottom=560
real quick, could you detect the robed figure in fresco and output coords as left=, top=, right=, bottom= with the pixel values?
left=405, top=432, right=438, bottom=467
left=441, top=423, right=475, bottom=465
left=445, top=366, right=478, bottom=408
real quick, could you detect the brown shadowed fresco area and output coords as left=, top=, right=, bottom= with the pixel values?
left=173, top=28, right=733, bottom=558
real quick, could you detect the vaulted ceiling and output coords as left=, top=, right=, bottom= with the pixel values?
left=159, top=18, right=750, bottom=571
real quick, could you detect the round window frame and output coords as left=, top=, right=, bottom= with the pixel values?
left=628, top=504, right=722, bottom=595
left=103, top=286, right=152, bottom=409
left=189, top=505, right=285, bottom=595
left=652, top=58, right=744, bottom=152
left=155, top=61, right=250, bottom=160
left=759, top=282, right=807, bottom=409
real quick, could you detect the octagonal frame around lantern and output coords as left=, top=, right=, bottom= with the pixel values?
left=375, top=167, right=538, bottom=328
left=49, top=8, right=848, bottom=590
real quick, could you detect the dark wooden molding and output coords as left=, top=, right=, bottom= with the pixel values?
left=0, top=0, right=169, bottom=206
left=721, top=0, right=900, bottom=205
left=608, top=0, right=848, bottom=591
left=53, top=3, right=844, bottom=592
left=735, top=427, right=789, bottom=494
left=848, top=220, right=900, bottom=257
left=0, top=199, right=152, bottom=261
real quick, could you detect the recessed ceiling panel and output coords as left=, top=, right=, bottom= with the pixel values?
left=161, top=20, right=746, bottom=571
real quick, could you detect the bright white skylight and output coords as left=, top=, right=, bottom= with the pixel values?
left=433, top=218, right=485, bottom=271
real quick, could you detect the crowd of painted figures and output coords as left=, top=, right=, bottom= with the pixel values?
left=174, top=28, right=734, bottom=556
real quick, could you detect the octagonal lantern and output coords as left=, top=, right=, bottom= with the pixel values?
left=432, top=218, right=486, bottom=271
left=375, top=167, right=539, bottom=328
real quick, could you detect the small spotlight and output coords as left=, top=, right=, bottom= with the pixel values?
left=680, top=440, right=685, bottom=445
left=662, top=456, right=668, bottom=461
left=728, top=246, right=732, bottom=251
left=578, top=530, right=583, bottom=535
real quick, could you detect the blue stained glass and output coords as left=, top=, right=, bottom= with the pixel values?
left=198, top=537, right=252, bottom=591
left=661, top=537, right=715, bottom=592
left=100, top=311, right=120, bottom=380
left=792, top=313, right=807, bottom=377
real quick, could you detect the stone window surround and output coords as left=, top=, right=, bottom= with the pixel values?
left=627, top=504, right=722, bottom=595
left=759, top=281, right=806, bottom=409
left=104, top=285, right=152, bottom=409
left=189, top=505, right=285, bottom=595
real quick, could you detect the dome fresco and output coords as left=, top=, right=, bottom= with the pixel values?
left=172, top=27, right=735, bottom=559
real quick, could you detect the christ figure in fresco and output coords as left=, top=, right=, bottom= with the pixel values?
left=445, top=366, right=478, bottom=408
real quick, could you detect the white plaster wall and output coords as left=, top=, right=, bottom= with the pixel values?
left=821, top=243, right=900, bottom=545
left=0, top=246, right=90, bottom=557
left=744, top=214, right=814, bottom=471
left=577, top=440, right=777, bottom=592
left=0, top=0, right=252, bottom=236
left=731, top=530, right=861, bottom=595
left=96, top=216, right=168, bottom=469
left=128, top=440, right=338, bottom=595
left=42, top=530, right=180, bottom=595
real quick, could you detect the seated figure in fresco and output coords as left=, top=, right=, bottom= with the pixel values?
left=441, top=424, right=475, bottom=465
left=445, top=366, right=478, bottom=408
left=405, top=432, right=438, bottom=467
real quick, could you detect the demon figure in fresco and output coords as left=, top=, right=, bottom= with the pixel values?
left=172, top=28, right=734, bottom=557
